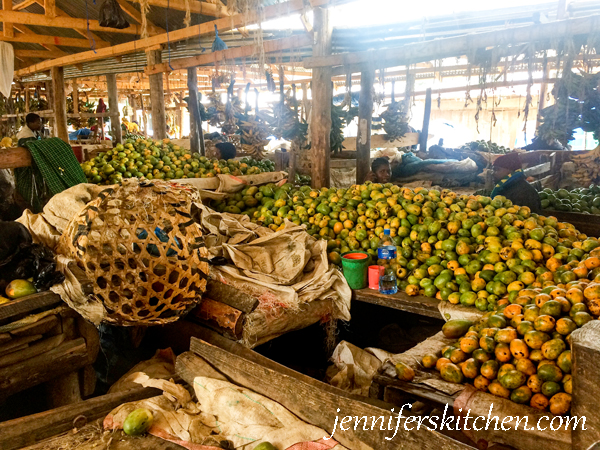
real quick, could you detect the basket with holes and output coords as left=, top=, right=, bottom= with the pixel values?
left=58, top=178, right=209, bottom=326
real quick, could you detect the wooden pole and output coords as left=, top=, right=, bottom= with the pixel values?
left=139, top=93, right=147, bottom=135
left=419, top=87, right=432, bottom=152
left=310, top=7, right=332, bottom=189
left=147, top=49, right=166, bottom=140
left=2, top=0, right=14, bottom=37
left=356, top=69, right=374, bottom=184
left=106, top=73, right=121, bottom=144
left=24, top=87, right=29, bottom=113
left=536, top=53, right=549, bottom=133
left=50, top=66, right=68, bottom=142
left=72, top=79, right=79, bottom=115
left=187, top=66, right=204, bottom=155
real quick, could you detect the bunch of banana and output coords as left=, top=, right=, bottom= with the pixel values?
left=380, top=101, right=410, bottom=142
left=273, top=101, right=306, bottom=143
left=570, top=145, right=600, bottom=185
left=238, top=116, right=271, bottom=158
left=206, top=93, right=226, bottom=128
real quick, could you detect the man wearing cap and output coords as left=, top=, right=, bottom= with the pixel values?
left=491, top=152, right=542, bottom=214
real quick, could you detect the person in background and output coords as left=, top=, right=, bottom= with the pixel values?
left=365, top=157, right=392, bottom=184
left=214, top=142, right=237, bottom=160
left=491, top=152, right=542, bottom=214
left=17, top=113, right=42, bottom=147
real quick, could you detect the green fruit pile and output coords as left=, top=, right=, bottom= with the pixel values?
left=80, top=138, right=274, bottom=185
left=211, top=182, right=600, bottom=312
left=460, top=140, right=509, bottom=154
left=540, top=185, right=600, bottom=214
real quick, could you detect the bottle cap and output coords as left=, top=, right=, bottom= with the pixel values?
left=384, top=229, right=390, bottom=235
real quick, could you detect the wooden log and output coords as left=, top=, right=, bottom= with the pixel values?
left=356, top=68, right=374, bottom=184
left=352, top=288, right=444, bottom=319
left=204, top=279, right=259, bottom=313
left=187, top=66, right=202, bottom=155
left=188, top=335, right=470, bottom=450
left=375, top=375, right=458, bottom=408
left=0, top=146, right=32, bottom=169
left=0, top=333, right=10, bottom=344
left=0, top=334, right=43, bottom=356
left=419, top=88, right=432, bottom=152
left=45, top=370, right=81, bottom=407
left=0, top=333, right=65, bottom=368
left=571, top=320, right=600, bottom=450
left=51, top=66, right=68, bottom=143
left=175, top=350, right=229, bottom=384
left=148, top=50, right=166, bottom=141
left=106, top=73, right=122, bottom=144
left=0, top=338, right=87, bottom=398
left=0, top=386, right=160, bottom=450
left=72, top=79, right=79, bottom=115
left=9, top=315, right=59, bottom=337
left=310, top=7, right=332, bottom=189
left=191, top=298, right=244, bottom=340
left=79, top=364, right=97, bottom=397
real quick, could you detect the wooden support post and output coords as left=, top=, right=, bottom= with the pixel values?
left=25, top=87, right=29, bottom=113
left=356, top=69, right=374, bottom=184
left=106, top=73, right=122, bottom=144
left=2, top=0, right=14, bottom=37
left=139, top=93, right=147, bottom=134
left=536, top=53, right=549, bottom=133
left=571, top=321, right=600, bottom=450
left=147, top=50, right=166, bottom=140
left=72, top=79, right=79, bottom=115
left=310, top=7, right=332, bottom=189
left=128, top=94, right=136, bottom=121
left=50, top=66, right=68, bottom=142
left=187, top=66, right=204, bottom=155
left=419, top=87, right=432, bottom=152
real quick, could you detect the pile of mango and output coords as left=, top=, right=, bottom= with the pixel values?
left=80, top=138, right=275, bottom=185
left=211, top=183, right=600, bottom=313
left=417, top=250, right=600, bottom=415
left=540, top=185, right=600, bottom=215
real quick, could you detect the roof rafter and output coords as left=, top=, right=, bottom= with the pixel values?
left=127, top=0, right=230, bottom=17
left=116, top=0, right=166, bottom=35
left=1, top=31, right=111, bottom=48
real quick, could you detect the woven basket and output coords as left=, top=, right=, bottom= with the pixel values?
left=58, top=179, right=209, bottom=326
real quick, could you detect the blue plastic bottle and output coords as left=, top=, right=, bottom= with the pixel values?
left=378, top=229, right=398, bottom=294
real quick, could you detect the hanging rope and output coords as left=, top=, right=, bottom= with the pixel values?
left=166, top=0, right=175, bottom=71
left=183, top=0, right=191, bottom=28
left=140, top=0, right=149, bottom=39
left=84, top=0, right=96, bottom=53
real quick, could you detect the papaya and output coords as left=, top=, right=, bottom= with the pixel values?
left=5, top=279, right=37, bottom=299
left=557, top=350, right=572, bottom=373
left=516, top=358, right=536, bottom=376
left=524, top=330, right=551, bottom=349
left=549, top=393, right=572, bottom=416
left=495, top=328, right=517, bottom=344
left=253, top=443, right=278, bottom=450
left=510, top=339, right=530, bottom=359
left=530, top=393, right=549, bottom=410
left=563, top=374, right=573, bottom=394
left=537, top=363, right=563, bottom=383
left=472, top=348, right=492, bottom=364
left=123, top=408, right=154, bottom=436
left=539, top=300, right=562, bottom=318
left=461, top=358, right=480, bottom=379
left=435, top=357, right=452, bottom=371
left=533, top=315, right=556, bottom=333
left=450, top=348, right=468, bottom=364
left=442, top=319, right=473, bottom=339
left=440, top=363, right=464, bottom=384
left=459, top=336, right=479, bottom=354
left=480, top=360, right=499, bottom=380
left=541, top=381, right=561, bottom=397
left=488, top=380, right=511, bottom=398
left=541, top=339, right=566, bottom=361
left=555, top=317, right=577, bottom=336
left=494, top=342, right=512, bottom=362
left=422, top=354, right=439, bottom=369
left=510, top=386, right=533, bottom=404
left=500, top=369, right=526, bottom=389
left=395, top=362, right=415, bottom=382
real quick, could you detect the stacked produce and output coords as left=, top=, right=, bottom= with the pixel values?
left=460, top=140, right=509, bottom=154
left=80, top=138, right=274, bottom=185
left=0, top=136, right=16, bottom=148
left=419, top=249, right=600, bottom=415
left=540, top=185, right=600, bottom=214
left=211, top=183, right=600, bottom=312
left=569, top=146, right=600, bottom=186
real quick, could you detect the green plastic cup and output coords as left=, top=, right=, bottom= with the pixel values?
left=341, top=251, right=370, bottom=289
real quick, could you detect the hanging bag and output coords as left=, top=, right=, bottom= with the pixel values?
left=99, top=0, right=130, bottom=29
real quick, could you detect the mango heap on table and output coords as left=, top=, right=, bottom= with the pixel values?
left=80, top=138, right=275, bottom=185
left=212, top=182, right=600, bottom=313
left=421, top=249, right=600, bottom=416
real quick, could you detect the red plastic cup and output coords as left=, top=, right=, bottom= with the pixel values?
left=368, top=265, right=384, bottom=290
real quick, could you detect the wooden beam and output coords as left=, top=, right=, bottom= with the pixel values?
left=356, top=68, right=374, bottom=184
left=0, top=10, right=147, bottom=35
left=310, top=7, right=332, bottom=189
left=146, top=33, right=312, bottom=74
left=14, top=49, right=67, bottom=59
left=13, top=0, right=38, bottom=10
left=304, top=14, right=600, bottom=70
left=1, top=32, right=110, bottom=48
left=72, top=79, right=79, bottom=114
left=419, top=87, right=432, bottom=151
left=44, top=0, right=55, bottom=18
left=52, top=3, right=105, bottom=48
left=15, top=0, right=354, bottom=76
left=2, top=0, right=14, bottom=38
left=187, top=66, right=201, bottom=155
left=148, top=50, right=166, bottom=140
left=106, top=73, right=122, bottom=144
left=51, top=66, right=68, bottom=142
left=115, top=0, right=165, bottom=34
left=128, top=0, right=230, bottom=17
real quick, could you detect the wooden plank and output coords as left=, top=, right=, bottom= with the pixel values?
left=523, top=161, right=552, bottom=177
left=353, top=288, right=444, bottom=319
left=76, top=317, right=100, bottom=364
left=106, top=73, right=122, bottom=144
left=148, top=50, right=166, bottom=140
left=310, top=7, right=332, bottom=189
left=0, top=334, right=43, bottom=356
left=342, top=132, right=420, bottom=151
left=304, top=15, right=600, bottom=69
left=0, top=387, right=160, bottom=450
left=0, top=333, right=65, bottom=368
left=43, top=0, right=55, bottom=17
left=204, top=279, right=259, bottom=313
left=188, top=335, right=471, bottom=450
left=66, top=112, right=119, bottom=118
left=0, top=291, right=62, bottom=320
left=2, top=0, right=14, bottom=38
left=51, top=66, right=68, bottom=143
left=15, top=0, right=353, bottom=76
left=115, top=0, right=165, bottom=34
left=419, top=88, right=432, bottom=151
left=13, top=0, right=38, bottom=10
left=356, top=68, right=374, bottom=184
left=375, top=374, right=458, bottom=408
left=9, top=315, right=59, bottom=337
left=45, top=370, right=81, bottom=407
left=0, top=333, right=10, bottom=344
left=176, top=350, right=229, bottom=383
left=0, top=338, right=88, bottom=398
left=0, top=10, right=148, bottom=35
left=571, top=320, right=600, bottom=450
left=146, top=33, right=312, bottom=74
left=128, top=0, right=230, bottom=16
left=190, top=298, right=244, bottom=340
left=0, top=32, right=111, bottom=48
left=0, top=146, right=32, bottom=169
left=13, top=49, right=66, bottom=59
